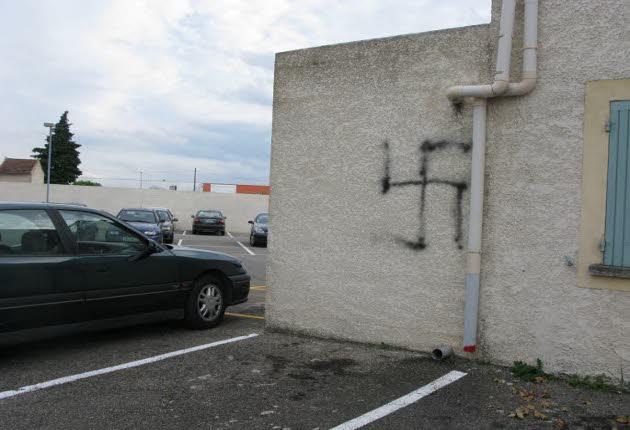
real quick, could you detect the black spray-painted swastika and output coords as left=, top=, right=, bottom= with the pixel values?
left=381, top=139, right=471, bottom=250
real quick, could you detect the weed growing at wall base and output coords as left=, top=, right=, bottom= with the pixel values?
left=511, top=358, right=551, bottom=382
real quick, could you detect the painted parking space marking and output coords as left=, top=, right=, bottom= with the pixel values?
left=225, top=312, right=265, bottom=320
left=0, top=333, right=259, bottom=401
left=177, top=239, right=183, bottom=246
left=236, top=241, right=255, bottom=255
left=182, top=230, right=186, bottom=236
left=226, top=231, right=234, bottom=238
left=329, top=370, right=467, bottom=430
left=250, top=285, right=266, bottom=291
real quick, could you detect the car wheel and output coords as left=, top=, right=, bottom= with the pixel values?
left=185, top=275, right=225, bottom=329
left=221, top=231, right=225, bottom=236
left=249, top=234, right=256, bottom=247
left=192, top=228, right=197, bottom=235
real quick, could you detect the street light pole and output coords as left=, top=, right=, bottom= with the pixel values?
left=139, top=170, right=143, bottom=189
left=43, top=123, right=54, bottom=203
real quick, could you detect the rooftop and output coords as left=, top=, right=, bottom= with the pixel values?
left=0, top=158, right=39, bottom=175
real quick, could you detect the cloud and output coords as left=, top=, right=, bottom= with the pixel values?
left=0, top=0, right=490, bottom=189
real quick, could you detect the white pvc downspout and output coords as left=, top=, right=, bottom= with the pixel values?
left=447, top=0, right=539, bottom=354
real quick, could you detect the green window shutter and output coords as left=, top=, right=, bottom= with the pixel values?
left=604, top=100, right=630, bottom=267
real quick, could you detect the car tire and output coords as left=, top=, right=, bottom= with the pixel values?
left=184, top=274, right=226, bottom=329
left=221, top=231, right=226, bottom=236
left=249, top=234, right=256, bottom=247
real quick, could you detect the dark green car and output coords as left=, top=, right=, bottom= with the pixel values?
left=0, top=203, right=249, bottom=333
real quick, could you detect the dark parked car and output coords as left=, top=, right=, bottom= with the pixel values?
left=192, top=210, right=226, bottom=235
left=148, top=207, right=178, bottom=244
left=248, top=213, right=268, bottom=247
left=117, top=208, right=164, bottom=243
left=0, top=203, right=250, bottom=333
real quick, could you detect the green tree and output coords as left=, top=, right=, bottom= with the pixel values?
left=32, top=111, right=82, bottom=184
left=73, top=180, right=101, bottom=186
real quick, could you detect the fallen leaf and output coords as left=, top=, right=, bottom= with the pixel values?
left=516, top=408, right=527, bottom=419
left=526, top=404, right=536, bottom=410
left=540, top=399, right=554, bottom=408
left=554, top=419, right=567, bottom=429
left=616, top=416, right=630, bottom=424
left=533, top=410, right=548, bottom=420
left=534, top=376, right=546, bottom=383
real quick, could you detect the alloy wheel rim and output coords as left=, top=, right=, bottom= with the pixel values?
left=197, top=284, right=223, bottom=321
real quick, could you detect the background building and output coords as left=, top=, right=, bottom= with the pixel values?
left=268, top=0, right=630, bottom=377
left=0, top=158, right=44, bottom=183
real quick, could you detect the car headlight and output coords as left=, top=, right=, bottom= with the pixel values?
left=144, top=230, right=158, bottom=235
left=254, top=226, right=265, bottom=233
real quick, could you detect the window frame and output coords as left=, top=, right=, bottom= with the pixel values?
left=578, top=79, right=630, bottom=291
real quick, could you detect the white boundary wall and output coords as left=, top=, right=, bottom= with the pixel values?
left=0, top=182, right=268, bottom=233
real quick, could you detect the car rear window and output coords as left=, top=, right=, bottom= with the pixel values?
left=197, top=211, right=222, bottom=218
left=118, top=210, right=156, bottom=223
left=256, top=214, right=268, bottom=223
left=0, top=209, right=64, bottom=256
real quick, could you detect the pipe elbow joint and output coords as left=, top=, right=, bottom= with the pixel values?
left=505, top=77, right=537, bottom=96
left=491, top=80, right=509, bottom=96
left=446, top=86, right=463, bottom=102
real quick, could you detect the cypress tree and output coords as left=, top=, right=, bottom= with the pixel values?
left=32, top=111, right=82, bottom=184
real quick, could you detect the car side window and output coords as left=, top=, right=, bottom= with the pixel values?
left=0, top=209, right=64, bottom=256
left=59, top=210, right=147, bottom=255
left=157, top=211, right=169, bottom=222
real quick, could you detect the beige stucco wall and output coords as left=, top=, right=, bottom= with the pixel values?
left=268, top=0, right=630, bottom=377
left=0, top=174, right=31, bottom=183
left=0, top=182, right=268, bottom=233
left=30, top=163, right=44, bottom=184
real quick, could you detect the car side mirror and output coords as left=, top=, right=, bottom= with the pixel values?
left=190, top=215, right=194, bottom=218
left=173, top=218, right=178, bottom=222
left=129, top=241, right=160, bottom=262
left=248, top=220, right=254, bottom=224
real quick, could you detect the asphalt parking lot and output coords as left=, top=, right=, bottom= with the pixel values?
left=0, top=231, right=628, bottom=429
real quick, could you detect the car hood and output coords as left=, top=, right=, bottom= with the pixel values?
left=126, top=221, right=159, bottom=231
left=254, top=223, right=268, bottom=232
left=169, top=246, right=241, bottom=263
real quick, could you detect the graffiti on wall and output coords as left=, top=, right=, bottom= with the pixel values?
left=381, top=139, right=471, bottom=250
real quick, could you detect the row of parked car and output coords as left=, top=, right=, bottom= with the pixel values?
left=111, top=207, right=268, bottom=247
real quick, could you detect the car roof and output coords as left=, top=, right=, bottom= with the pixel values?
left=147, top=207, right=170, bottom=211
left=198, top=209, right=222, bottom=212
left=0, top=202, right=114, bottom=217
left=119, top=207, right=155, bottom=212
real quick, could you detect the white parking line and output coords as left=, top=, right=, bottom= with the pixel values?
left=0, top=333, right=259, bottom=401
left=329, top=370, right=467, bottom=430
left=182, top=230, right=186, bottom=236
left=177, top=239, right=183, bottom=246
left=226, top=231, right=233, bottom=238
left=236, top=241, right=255, bottom=255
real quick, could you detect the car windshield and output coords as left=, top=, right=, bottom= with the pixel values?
left=198, top=211, right=222, bottom=218
left=157, top=210, right=170, bottom=222
left=256, top=214, right=268, bottom=223
left=118, top=210, right=156, bottom=223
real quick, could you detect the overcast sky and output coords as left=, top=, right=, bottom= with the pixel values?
left=0, top=0, right=490, bottom=190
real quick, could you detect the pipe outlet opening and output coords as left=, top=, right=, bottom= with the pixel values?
left=431, top=346, right=454, bottom=360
